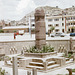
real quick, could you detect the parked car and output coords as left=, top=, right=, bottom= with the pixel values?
left=18, top=30, right=24, bottom=35
left=46, top=32, right=48, bottom=35
left=50, top=33, right=55, bottom=37
left=70, top=33, right=75, bottom=36
left=50, top=32, right=65, bottom=37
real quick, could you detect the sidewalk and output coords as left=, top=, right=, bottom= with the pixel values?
left=0, top=61, right=75, bottom=75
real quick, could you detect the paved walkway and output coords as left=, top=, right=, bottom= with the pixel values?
left=0, top=33, right=75, bottom=42
left=0, top=61, right=75, bottom=75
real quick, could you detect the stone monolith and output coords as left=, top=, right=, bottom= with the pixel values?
left=35, top=8, right=46, bottom=49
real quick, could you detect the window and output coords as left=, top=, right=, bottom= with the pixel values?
left=73, top=23, right=75, bottom=25
left=66, top=17, right=70, bottom=20
left=48, top=19, right=52, bottom=21
left=32, top=24, right=35, bottom=26
left=48, top=24, right=53, bottom=27
left=69, top=23, right=70, bottom=25
left=55, top=24, right=59, bottom=27
left=0, top=26, right=2, bottom=29
left=68, top=29, right=70, bottom=31
left=71, top=17, right=73, bottom=20
left=62, top=23, right=64, bottom=26
left=62, top=29, right=64, bottom=32
left=71, top=23, right=72, bottom=25
left=6, top=31, right=9, bottom=33
left=73, top=17, right=75, bottom=19
left=67, top=23, right=70, bottom=26
left=62, top=18, right=64, bottom=21
left=31, top=19, right=35, bottom=22
left=54, top=18, right=59, bottom=21
left=55, top=29, right=59, bottom=32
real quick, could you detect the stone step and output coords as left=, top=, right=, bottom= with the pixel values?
left=7, top=61, right=12, bottom=66
left=66, top=58, right=69, bottom=61
left=66, top=60, right=73, bottom=64
left=26, top=65, right=44, bottom=70
left=29, top=62, right=43, bottom=65
left=48, top=61, right=56, bottom=65
left=48, top=64, right=60, bottom=69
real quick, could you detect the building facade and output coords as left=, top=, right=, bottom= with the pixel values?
left=24, top=13, right=75, bottom=34
left=2, top=6, right=75, bottom=33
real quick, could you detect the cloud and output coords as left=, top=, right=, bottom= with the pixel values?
left=16, top=0, right=37, bottom=20
left=0, top=0, right=75, bottom=20
left=46, top=0, right=75, bottom=8
left=0, top=0, right=19, bottom=20
left=16, top=0, right=30, bottom=14
left=0, top=0, right=37, bottom=20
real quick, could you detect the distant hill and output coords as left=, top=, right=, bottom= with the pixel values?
left=18, top=6, right=75, bottom=25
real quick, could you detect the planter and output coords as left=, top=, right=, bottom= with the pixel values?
left=24, top=51, right=57, bottom=58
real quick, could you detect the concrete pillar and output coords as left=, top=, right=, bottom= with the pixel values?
left=0, top=68, right=1, bottom=75
left=66, top=68, right=72, bottom=75
left=27, top=71, right=31, bottom=75
left=4, top=59, right=7, bottom=66
left=43, top=62, right=47, bottom=71
left=12, top=56, right=18, bottom=75
left=35, top=8, right=46, bottom=49
left=32, top=68, right=37, bottom=75
left=70, top=38, right=72, bottom=51
left=60, top=58, right=66, bottom=66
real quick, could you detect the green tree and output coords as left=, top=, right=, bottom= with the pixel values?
left=0, top=29, right=4, bottom=33
left=50, top=26, right=55, bottom=32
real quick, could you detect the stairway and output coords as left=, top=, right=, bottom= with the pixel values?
left=66, top=58, right=73, bottom=64
left=47, top=60, right=60, bottom=70
left=26, top=58, right=60, bottom=71
left=26, top=59, right=44, bottom=70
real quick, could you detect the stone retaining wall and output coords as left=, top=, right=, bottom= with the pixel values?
left=0, top=39, right=75, bottom=55
left=0, top=41, right=35, bottom=55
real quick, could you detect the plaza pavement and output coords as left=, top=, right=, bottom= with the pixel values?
left=0, top=33, right=75, bottom=42
left=0, top=33, right=75, bottom=75
left=0, top=61, right=75, bottom=75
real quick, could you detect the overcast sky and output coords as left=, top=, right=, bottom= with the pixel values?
left=0, top=0, right=75, bottom=21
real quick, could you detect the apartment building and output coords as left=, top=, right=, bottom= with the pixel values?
left=24, top=13, right=75, bottom=34
left=2, top=6, right=75, bottom=33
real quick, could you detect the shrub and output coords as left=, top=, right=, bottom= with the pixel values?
left=67, top=53, right=72, bottom=58
left=0, top=29, right=4, bottom=33
left=41, top=45, right=54, bottom=53
left=0, top=68, right=6, bottom=75
left=63, top=53, right=72, bottom=58
left=5, top=56, right=11, bottom=60
left=72, top=69, right=75, bottom=72
left=26, top=45, right=54, bottom=53
left=14, top=30, right=17, bottom=33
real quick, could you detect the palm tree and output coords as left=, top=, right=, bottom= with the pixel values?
left=50, top=26, right=55, bottom=32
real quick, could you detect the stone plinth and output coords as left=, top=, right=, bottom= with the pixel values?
left=24, top=52, right=57, bottom=58
left=35, top=8, right=46, bottom=49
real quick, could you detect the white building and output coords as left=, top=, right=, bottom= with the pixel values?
left=23, top=6, right=75, bottom=34
left=24, top=14, right=75, bottom=34
left=3, top=6, right=75, bottom=33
